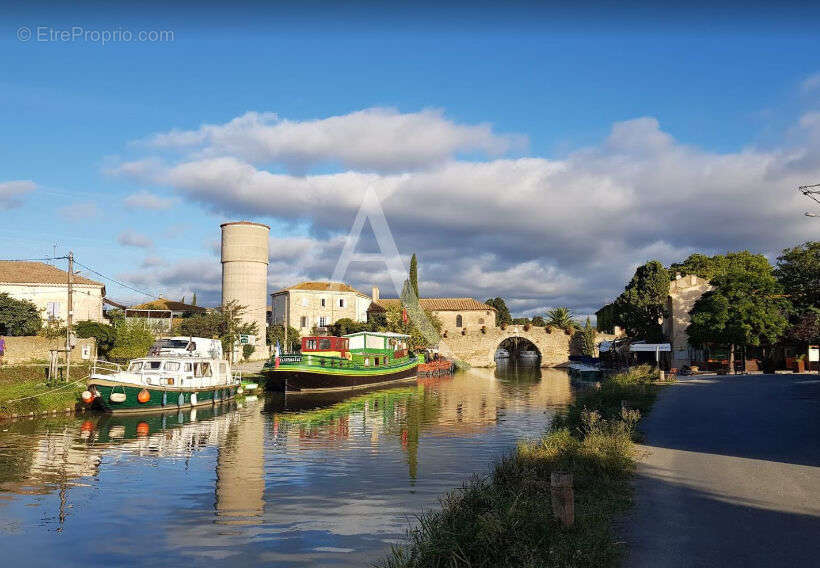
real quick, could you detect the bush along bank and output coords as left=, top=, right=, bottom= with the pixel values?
left=379, top=365, right=659, bottom=568
left=0, top=364, right=92, bottom=419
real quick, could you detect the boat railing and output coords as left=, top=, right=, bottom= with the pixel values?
left=231, top=369, right=242, bottom=384
left=92, top=359, right=122, bottom=376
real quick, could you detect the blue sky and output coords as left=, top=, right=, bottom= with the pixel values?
left=1, top=3, right=818, bottom=315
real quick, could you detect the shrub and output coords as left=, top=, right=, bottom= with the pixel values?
left=74, top=320, right=116, bottom=357
left=242, top=344, right=255, bottom=360
left=108, top=320, right=155, bottom=361
left=0, top=293, right=42, bottom=336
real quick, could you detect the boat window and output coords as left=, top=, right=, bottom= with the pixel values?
left=164, top=361, right=181, bottom=371
left=305, top=339, right=317, bottom=350
left=129, top=362, right=143, bottom=372
left=146, top=361, right=162, bottom=370
left=318, top=338, right=331, bottom=350
left=374, top=357, right=379, bottom=366
left=159, top=339, right=190, bottom=350
left=184, top=362, right=193, bottom=372
left=201, top=363, right=212, bottom=377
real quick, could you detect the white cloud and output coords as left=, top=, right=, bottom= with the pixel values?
left=124, top=190, right=175, bottom=210
left=140, top=255, right=167, bottom=268
left=139, top=108, right=525, bottom=172
left=0, top=180, right=37, bottom=209
left=117, top=230, right=154, bottom=249
left=800, top=72, right=820, bottom=93
left=114, top=110, right=820, bottom=315
left=59, top=201, right=99, bottom=221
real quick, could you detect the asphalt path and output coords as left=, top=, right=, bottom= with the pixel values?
left=623, top=373, right=820, bottom=567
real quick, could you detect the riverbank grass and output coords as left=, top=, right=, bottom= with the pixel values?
left=379, top=365, right=658, bottom=568
left=0, top=364, right=91, bottom=417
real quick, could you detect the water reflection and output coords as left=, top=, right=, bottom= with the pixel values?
left=0, top=368, right=573, bottom=567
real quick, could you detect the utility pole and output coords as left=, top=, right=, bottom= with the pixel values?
left=66, top=251, right=74, bottom=382
left=284, top=299, right=289, bottom=353
left=800, top=183, right=820, bottom=216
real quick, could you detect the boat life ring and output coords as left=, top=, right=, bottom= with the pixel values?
left=137, top=389, right=150, bottom=403
left=237, top=386, right=244, bottom=395
left=81, top=390, right=94, bottom=404
left=190, top=393, right=197, bottom=406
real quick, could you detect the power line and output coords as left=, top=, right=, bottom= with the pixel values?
left=72, top=259, right=161, bottom=300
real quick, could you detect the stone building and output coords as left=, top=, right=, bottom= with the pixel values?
left=270, top=281, right=372, bottom=332
left=662, top=273, right=713, bottom=368
left=367, top=291, right=496, bottom=333
left=0, top=261, right=105, bottom=326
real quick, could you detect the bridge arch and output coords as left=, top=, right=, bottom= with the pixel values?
left=492, top=335, right=541, bottom=364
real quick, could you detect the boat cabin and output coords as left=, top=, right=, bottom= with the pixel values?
left=291, top=332, right=411, bottom=368
left=92, top=355, right=235, bottom=390
left=301, top=336, right=350, bottom=358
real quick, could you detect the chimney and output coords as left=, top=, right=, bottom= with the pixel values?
left=372, top=286, right=379, bottom=302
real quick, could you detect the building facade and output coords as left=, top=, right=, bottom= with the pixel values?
left=367, top=293, right=497, bottom=334
left=663, top=273, right=713, bottom=368
left=0, top=261, right=105, bottom=326
left=271, top=282, right=372, bottom=332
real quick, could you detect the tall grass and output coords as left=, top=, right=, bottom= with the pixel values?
left=0, top=364, right=91, bottom=417
left=377, top=365, right=658, bottom=568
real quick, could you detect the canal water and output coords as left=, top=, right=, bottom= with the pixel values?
left=0, top=365, right=573, bottom=567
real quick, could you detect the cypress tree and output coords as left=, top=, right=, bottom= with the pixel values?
left=409, top=253, right=419, bottom=299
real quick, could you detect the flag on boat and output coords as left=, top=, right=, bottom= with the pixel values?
left=275, top=340, right=281, bottom=368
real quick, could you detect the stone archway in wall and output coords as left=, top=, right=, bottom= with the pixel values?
left=494, top=335, right=541, bottom=364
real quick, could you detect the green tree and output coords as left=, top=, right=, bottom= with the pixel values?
left=614, top=260, right=670, bottom=341
left=328, top=317, right=370, bottom=336
left=669, top=253, right=728, bottom=281
left=546, top=307, right=576, bottom=334
left=485, top=297, right=512, bottom=326
left=108, top=320, right=155, bottom=361
left=192, top=292, right=197, bottom=306
left=775, top=241, right=819, bottom=314
left=174, top=302, right=258, bottom=362
left=381, top=280, right=442, bottom=349
left=267, top=324, right=301, bottom=352
left=409, top=253, right=419, bottom=299
left=688, top=254, right=790, bottom=372
left=0, top=293, right=42, bottom=336
left=581, top=317, right=597, bottom=357
left=175, top=312, right=222, bottom=338
left=74, top=320, right=117, bottom=357
left=531, top=315, right=546, bottom=327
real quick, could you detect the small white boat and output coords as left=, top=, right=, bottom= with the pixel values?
left=495, top=348, right=510, bottom=359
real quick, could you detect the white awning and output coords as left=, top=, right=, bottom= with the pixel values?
left=629, top=343, right=671, bottom=352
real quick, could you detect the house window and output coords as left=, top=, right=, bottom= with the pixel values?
left=339, top=298, right=345, bottom=308
left=300, top=316, right=308, bottom=328
left=46, top=302, right=61, bottom=321
left=319, top=316, right=329, bottom=327
left=456, top=314, right=463, bottom=327
left=321, top=298, right=327, bottom=307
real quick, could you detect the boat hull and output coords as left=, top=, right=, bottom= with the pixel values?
left=87, top=378, right=239, bottom=413
left=263, top=360, right=420, bottom=393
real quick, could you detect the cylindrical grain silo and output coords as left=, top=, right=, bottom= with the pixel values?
left=221, top=221, right=270, bottom=360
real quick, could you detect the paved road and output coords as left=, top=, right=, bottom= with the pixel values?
left=624, top=373, right=820, bottom=567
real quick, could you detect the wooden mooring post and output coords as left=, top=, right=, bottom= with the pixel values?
left=550, top=471, right=575, bottom=527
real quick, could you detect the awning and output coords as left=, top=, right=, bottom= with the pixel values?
left=629, top=343, right=671, bottom=352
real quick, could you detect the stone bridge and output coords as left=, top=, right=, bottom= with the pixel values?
left=437, top=325, right=616, bottom=368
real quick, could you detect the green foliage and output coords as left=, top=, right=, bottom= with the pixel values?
left=192, top=292, right=197, bottom=306
left=74, top=320, right=117, bottom=358
left=267, top=324, right=301, bottom=352
left=613, top=260, right=669, bottom=341
left=242, top=344, right=255, bottom=361
left=775, top=241, right=819, bottom=314
left=379, top=366, right=658, bottom=568
left=688, top=253, right=790, bottom=349
left=409, top=253, right=419, bottom=299
left=546, top=306, right=576, bottom=333
left=512, top=317, right=530, bottom=325
left=531, top=315, right=545, bottom=327
left=669, top=253, right=728, bottom=281
left=108, top=320, right=155, bottom=361
left=175, top=312, right=222, bottom=338
left=595, top=303, right=616, bottom=334
left=783, top=309, right=820, bottom=344
left=581, top=317, right=597, bottom=357
left=485, top=297, right=512, bottom=326
left=381, top=281, right=442, bottom=349
left=328, top=317, right=370, bottom=337
left=174, top=301, right=258, bottom=358
left=0, top=293, right=42, bottom=336
left=37, top=319, right=66, bottom=339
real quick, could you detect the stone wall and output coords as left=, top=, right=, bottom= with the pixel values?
left=273, top=289, right=371, bottom=332
left=1, top=336, right=97, bottom=365
left=436, top=309, right=497, bottom=333
left=438, top=326, right=616, bottom=368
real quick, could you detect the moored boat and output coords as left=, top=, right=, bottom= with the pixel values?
left=262, top=331, right=422, bottom=393
left=84, top=337, right=241, bottom=413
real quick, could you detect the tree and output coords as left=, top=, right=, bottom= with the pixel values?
left=775, top=241, right=819, bottom=314
left=614, top=260, right=670, bottom=341
left=192, top=292, right=197, bottom=306
left=174, top=301, right=258, bottom=362
left=175, top=312, right=222, bottom=338
left=531, top=315, right=546, bottom=327
left=267, top=324, right=301, bottom=352
left=381, top=279, right=442, bottom=349
left=688, top=255, right=790, bottom=372
left=74, top=320, right=117, bottom=357
left=328, top=317, right=370, bottom=336
left=783, top=310, right=820, bottom=345
left=108, top=320, right=155, bottom=361
left=546, top=307, right=576, bottom=333
left=409, top=253, right=419, bottom=299
left=485, top=297, right=512, bottom=326
left=669, top=253, right=728, bottom=281
left=581, top=317, right=597, bottom=357
left=0, top=293, right=42, bottom=336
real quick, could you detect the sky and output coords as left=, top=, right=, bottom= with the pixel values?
left=1, top=2, right=818, bottom=317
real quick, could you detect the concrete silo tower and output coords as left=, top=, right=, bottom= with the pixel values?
left=221, top=221, right=270, bottom=359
